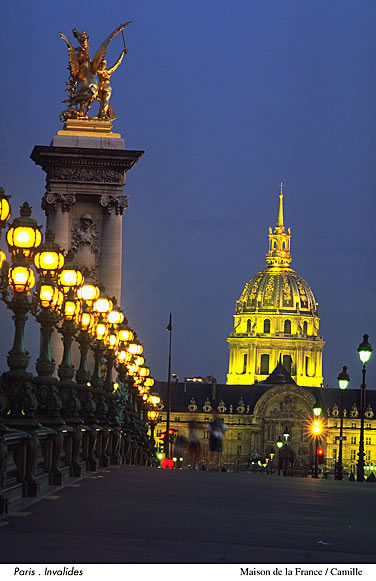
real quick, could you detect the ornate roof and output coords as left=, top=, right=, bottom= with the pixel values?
left=236, top=266, right=317, bottom=314
left=236, top=185, right=318, bottom=315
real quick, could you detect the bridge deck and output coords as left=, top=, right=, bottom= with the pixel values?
left=0, top=467, right=375, bottom=564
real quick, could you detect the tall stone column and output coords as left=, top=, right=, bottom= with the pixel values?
left=31, top=120, right=144, bottom=369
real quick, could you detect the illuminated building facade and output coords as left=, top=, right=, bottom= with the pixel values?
left=227, top=186, right=324, bottom=387
left=155, top=372, right=376, bottom=477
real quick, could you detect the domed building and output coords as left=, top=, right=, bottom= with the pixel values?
left=227, top=186, right=324, bottom=387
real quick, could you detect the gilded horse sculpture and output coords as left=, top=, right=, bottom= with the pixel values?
left=59, top=23, right=131, bottom=120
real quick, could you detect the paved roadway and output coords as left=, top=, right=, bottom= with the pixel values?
left=0, top=467, right=375, bottom=564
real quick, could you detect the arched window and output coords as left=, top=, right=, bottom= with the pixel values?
left=264, top=319, right=271, bottom=333
left=284, top=319, right=291, bottom=334
left=246, top=319, right=252, bottom=333
left=283, top=355, right=292, bottom=374
left=242, top=353, right=247, bottom=374
left=261, top=354, right=269, bottom=375
left=303, top=321, right=308, bottom=335
left=305, top=356, right=309, bottom=376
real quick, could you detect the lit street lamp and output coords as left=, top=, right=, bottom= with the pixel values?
left=335, top=366, right=350, bottom=480
left=282, top=428, right=290, bottom=476
left=276, top=436, right=283, bottom=476
left=357, top=334, right=373, bottom=482
left=312, top=404, right=322, bottom=478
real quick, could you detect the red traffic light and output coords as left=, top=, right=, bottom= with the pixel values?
left=168, top=428, right=174, bottom=436
left=317, top=448, right=324, bottom=456
left=160, top=432, right=166, bottom=440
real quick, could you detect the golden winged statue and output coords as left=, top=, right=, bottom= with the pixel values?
left=59, top=23, right=131, bottom=121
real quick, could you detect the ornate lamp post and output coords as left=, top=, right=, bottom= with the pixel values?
left=357, top=334, right=373, bottom=482
left=147, top=409, right=159, bottom=446
left=2, top=202, right=41, bottom=421
left=57, top=251, right=83, bottom=383
left=32, top=230, right=65, bottom=421
left=335, top=366, right=350, bottom=480
left=312, top=404, right=322, bottom=478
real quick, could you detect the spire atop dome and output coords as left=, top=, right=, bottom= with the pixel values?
left=276, top=181, right=285, bottom=231
left=265, top=184, right=292, bottom=268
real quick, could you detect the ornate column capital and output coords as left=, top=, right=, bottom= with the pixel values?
left=100, top=194, right=129, bottom=215
left=41, top=192, right=76, bottom=213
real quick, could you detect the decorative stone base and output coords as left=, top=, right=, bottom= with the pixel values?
left=57, top=118, right=122, bottom=139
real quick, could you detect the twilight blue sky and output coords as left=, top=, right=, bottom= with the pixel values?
left=0, top=1, right=376, bottom=388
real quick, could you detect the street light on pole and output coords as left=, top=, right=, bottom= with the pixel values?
left=276, top=436, right=283, bottom=476
left=357, top=334, right=373, bottom=482
left=312, top=404, right=322, bottom=478
left=335, top=366, right=350, bottom=481
left=282, top=428, right=290, bottom=476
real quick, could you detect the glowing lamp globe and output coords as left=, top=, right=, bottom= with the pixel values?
left=134, top=355, right=145, bottom=367
left=148, top=410, right=158, bottom=422
left=0, top=250, right=7, bottom=269
left=128, top=342, right=143, bottom=355
left=59, top=268, right=83, bottom=292
left=34, top=231, right=64, bottom=277
left=94, top=297, right=113, bottom=314
left=139, top=366, right=150, bottom=377
left=0, top=189, right=11, bottom=224
left=63, top=299, right=81, bottom=321
left=6, top=202, right=42, bottom=260
left=144, top=377, right=155, bottom=388
left=117, top=349, right=131, bottom=364
left=107, top=309, right=124, bottom=325
left=39, top=284, right=63, bottom=309
left=77, top=311, right=95, bottom=331
left=77, top=282, right=100, bottom=303
left=94, top=322, right=108, bottom=341
left=118, top=328, right=134, bottom=343
left=337, top=366, right=350, bottom=390
left=8, top=266, right=35, bottom=294
left=149, top=394, right=160, bottom=407
left=105, top=332, right=119, bottom=350
left=358, top=334, right=373, bottom=365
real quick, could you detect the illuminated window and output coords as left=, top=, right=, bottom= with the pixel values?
left=284, top=319, right=291, bottom=334
left=350, top=450, right=356, bottom=460
left=351, top=436, right=356, bottom=444
left=333, top=448, right=337, bottom=458
left=366, top=450, right=371, bottom=461
left=237, top=432, right=241, bottom=440
left=366, top=423, right=372, bottom=429
left=261, top=354, right=269, bottom=375
left=303, top=321, right=308, bottom=335
left=282, top=355, right=292, bottom=374
left=237, top=445, right=242, bottom=455
left=242, top=353, right=247, bottom=374
left=204, top=431, right=208, bottom=439
left=174, top=416, right=180, bottom=421
left=351, top=423, right=356, bottom=428
left=305, top=356, right=309, bottom=376
left=366, top=437, right=371, bottom=445
left=246, top=319, right=252, bottom=333
left=264, top=319, right=271, bottom=333
left=204, top=417, right=210, bottom=422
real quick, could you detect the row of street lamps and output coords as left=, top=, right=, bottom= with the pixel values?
left=0, top=188, right=160, bottom=438
left=274, top=335, right=373, bottom=481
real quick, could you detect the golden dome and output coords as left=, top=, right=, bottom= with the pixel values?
left=236, top=266, right=318, bottom=315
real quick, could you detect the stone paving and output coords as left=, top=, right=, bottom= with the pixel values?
left=0, top=467, right=375, bottom=564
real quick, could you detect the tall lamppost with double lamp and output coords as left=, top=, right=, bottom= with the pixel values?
left=357, top=334, right=373, bottom=482
left=335, top=366, right=350, bottom=480
left=312, top=404, right=322, bottom=478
